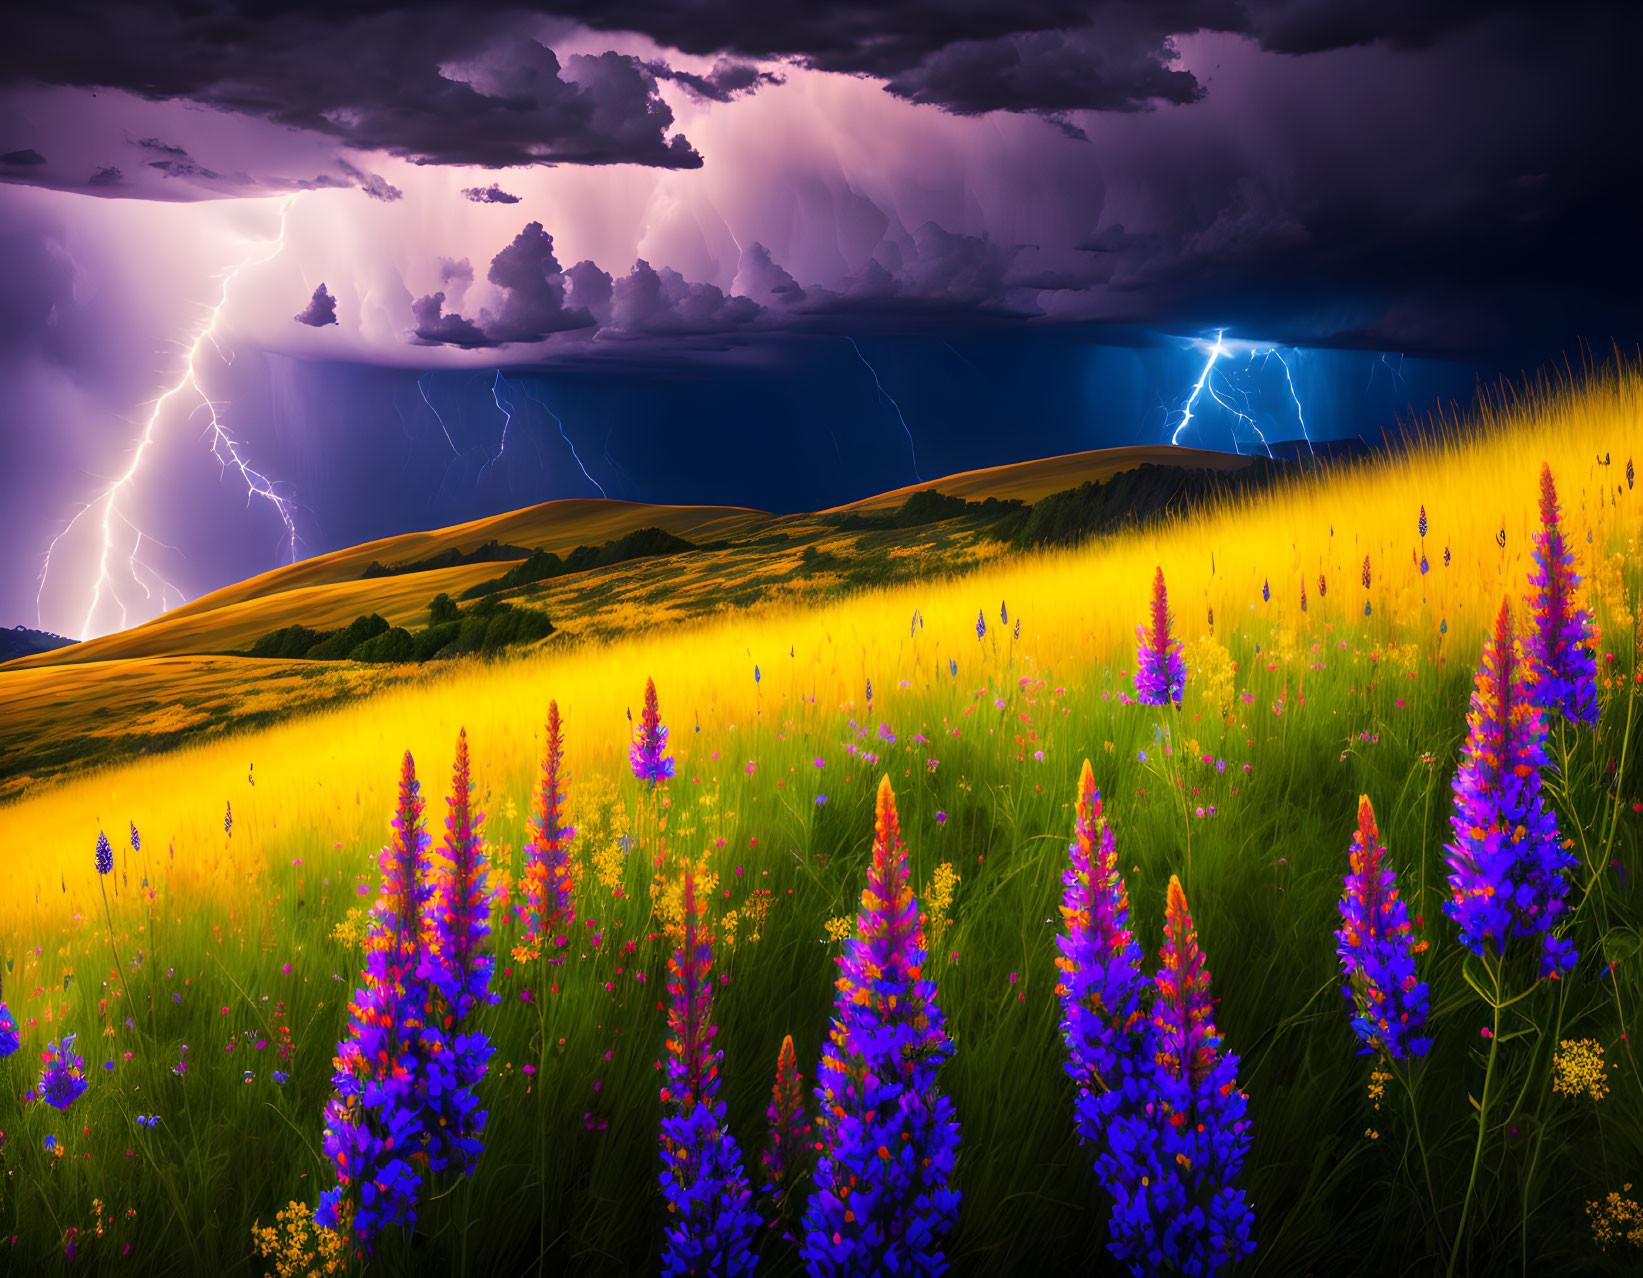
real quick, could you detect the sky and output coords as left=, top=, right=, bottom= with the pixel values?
left=2, top=1, right=1637, bottom=639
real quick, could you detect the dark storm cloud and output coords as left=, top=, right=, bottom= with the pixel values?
left=87, top=166, right=123, bottom=186
left=0, top=6, right=701, bottom=175
left=294, top=284, right=339, bottom=327
left=338, top=161, right=404, bottom=203
left=644, top=58, right=785, bottom=103
left=2, top=149, right=46, bottom=166
left=463, top=184, right=522, bottom=204
left=411, top=292, right=497, bottom=348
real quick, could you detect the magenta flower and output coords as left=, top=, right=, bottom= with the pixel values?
left=632, top=677, right=676, bottom=785
left=1335, top=795, right=1431, bottom=1060
left=801, top=777, right=960, bottom=1276
left=38, top=1033, right=88, bottom=1110
left=523, top=701, right=576, bottom=943
left=316, top=750, right=441, bottom=1247
left=1055, top=761, right=1148, bottom=1167
left=425, top=728, right=499, bottom=1174
left=1525, top=464, right=1598, bottom=726
left=762, top=1033, right=813, bottom=1221
left=659, top=866, right=759, bottom=1276
left=1444, top=598, right=1577, bottom=979
left=1135, top=566, right=1186, bottom=706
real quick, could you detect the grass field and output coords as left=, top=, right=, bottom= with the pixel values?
left=0, top=369, right=1639, bottom=1275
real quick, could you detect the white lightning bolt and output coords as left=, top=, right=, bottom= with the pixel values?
left=845, top=336, right=922, bottom=482
left=477, top=369, right=514, bottom=483
left=418, top=374, right=459, bottom=454
left=1251, top=347, right=1314, bottom=457
left=515, top=380, right=608, bottom=499
left=38, top=195, right=302, bottom=639
left=1167, top=329, right=1230, bottom=447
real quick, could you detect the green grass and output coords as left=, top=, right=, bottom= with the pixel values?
left=2, top=597, right=1640, bottom=1277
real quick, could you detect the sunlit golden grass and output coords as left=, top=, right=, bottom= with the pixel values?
left=3, top=366, right=1637, bottom=942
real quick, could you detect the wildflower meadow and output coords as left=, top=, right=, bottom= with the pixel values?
left=0, top=367, right=1640, bottom=1275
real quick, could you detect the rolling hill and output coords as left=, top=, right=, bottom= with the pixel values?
left=0, top=441, right=1333, bottom=797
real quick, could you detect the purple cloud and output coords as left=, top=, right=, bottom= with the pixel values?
left=462, top=183, right=521, bottom=204
left=294, top=283, right=338, bottom=327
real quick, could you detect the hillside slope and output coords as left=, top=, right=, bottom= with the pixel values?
left=1, top=439, right=1333, bottom=796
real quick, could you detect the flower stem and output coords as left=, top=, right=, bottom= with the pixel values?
left=1447, top=953, right=1504, bottom=1278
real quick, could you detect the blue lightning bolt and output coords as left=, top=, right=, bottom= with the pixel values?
left=38, top=195, right=302, bottom=638
left=1250, top=347, right=1314, bottom=457
left=845, top=336, right=921, bottom=482
left=515, top=381, right=608, bottom=499
left=417, top=375, right=459, bottom=454
left=1167, top=329, right=1230, bottom=447
left=477, top=369, right=515, bottom=483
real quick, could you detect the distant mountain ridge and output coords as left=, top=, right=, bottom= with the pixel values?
left=0, top=625, right=74, bottom=663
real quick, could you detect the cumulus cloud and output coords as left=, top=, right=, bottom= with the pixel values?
left=731, top=243, right=806, bottom=307
left=411, top=292, right=496, bottom=348
left=462, top=183, right=521, bottom=204
left=483, top=221, right=596, bottom=341
left=294, top=283, right=338, bottom=327
left=605, top=258, right=761, bottom=336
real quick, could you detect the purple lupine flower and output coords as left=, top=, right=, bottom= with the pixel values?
left=1335, top=796, right=1431, bottom=1060
left=1443, top=598, right=1578, bottom=980
left=1100, top=878, right=1255, bottom=1275
left=1525, top=464, right=1599, bottom=727
left=1001, top=600, right=1008, bottom=625
left=1055, top=761, right=1149, bottom=1168
left=631, top=677, right=676, bottom=786
left=1420, top=554, right=1429, bottom=576
left=225, top=801, right=232, bottom=836
left=129, top=822, right=141, bottom=853
left=523, top=702, right=576, bottom=944
left=801, top=777, right=960, bottom=1277
left=659, top=866, right=759, bottom=1277
left=425, top=729, right=499, bottom=1175
left=316, top=750, right=441, bottom=1249
left=1418, top=505, right=1428, bottom=539
left=1013, top=618, right=1020, bottom=640
left=39, top=1033, right=89, bottom=1111
left=762, top=1033, right=812, bottom=1221
left=0, top=996, right=18, bottom=1057
left=95, top=832, right=112, bottom=876
left=1135, top=567, right=1186, bottom=706
left=976, top=609, right=986, bottom=640
left=1261, top=578, right=1270, bottom=603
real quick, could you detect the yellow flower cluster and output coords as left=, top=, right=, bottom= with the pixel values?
left=1553, top=1038, right=1611, bottom=1101
left=577, top=775, right=631, bottom=894
left=655, top=854, right=718, bottom=941
left=744, top=888, right=773, bottom=943
left=1588, top=1185, right=1643, bottom=1252
left=329, top=905, right=368, bottom=949
left=1183, top=635, right=1235, bottom=721
left=923, top=861, right=960, bottom=950
left=250, top=1201, right=349, bottom=1278
left=1367, top=1069, right=1391, bottom=1111
left=721, top=909, right=740, bottom=950
left=824, top=915, right=855, bottom=944
left=1591, top=546, right=1636, bottom=634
